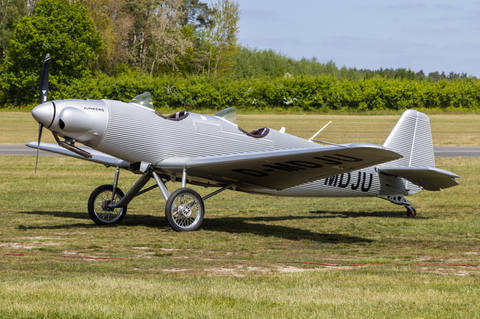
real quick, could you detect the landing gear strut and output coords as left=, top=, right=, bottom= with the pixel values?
left=377, top=194, right=417, bottom=218
left=87, top=166, right=233, bottom=231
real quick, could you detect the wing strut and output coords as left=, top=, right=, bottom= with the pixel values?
left=202, top=183, right=235, bottom=201
left=53, top=132, right=92, bottom=158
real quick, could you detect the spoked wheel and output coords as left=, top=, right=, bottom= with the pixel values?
left=88, top=185, right=127, bottom=225
left=165, top=188, right=204, bottom=232
left=406, top=206, right=417, bottom=218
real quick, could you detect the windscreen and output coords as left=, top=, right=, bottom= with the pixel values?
left=129, top=92, right=154, bottom=110
left=214, top=107, right=238, bottom=125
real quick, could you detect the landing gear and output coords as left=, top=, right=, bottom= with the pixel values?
left=377, top=194, right=417, bottom=218
left=88, top=184, right=127, bottom=225
left=87, top=167, right=233, bottom=231
left=406, top=206, right=417, bottom=218
left=165, top=188, right=204, bottom=232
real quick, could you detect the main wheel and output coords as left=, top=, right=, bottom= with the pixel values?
left=406, top=206, right=417, bottom=218
left=165, top=188, right=204, bottom=232
left=88, top=185, right=127, bottom=225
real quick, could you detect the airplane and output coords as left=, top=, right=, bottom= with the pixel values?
left=26, top=54, right=460, bottom=231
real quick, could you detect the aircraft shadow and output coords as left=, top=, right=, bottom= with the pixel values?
left=309, top=210, right=429, bottom=219
left=18, top=210, right=373, bottom=244
left=17, top=211, right=97, bottom=230
left=201, top=216, right=373, bottom=244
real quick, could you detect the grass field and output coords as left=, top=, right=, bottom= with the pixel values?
left=1, top=110, right=480, bottom=145
left=0, top=110, right=479, bottom=318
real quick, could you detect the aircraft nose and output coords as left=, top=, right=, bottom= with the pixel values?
left=32, top=102, right=54, bottom=128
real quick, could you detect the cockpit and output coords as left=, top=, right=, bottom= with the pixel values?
left=130, top=92, right=190, bottom=121
left=129, top=93, right=269, bottom=137
left=214, top=107, right=269, bottom=138
left=129, top=92, right=154, bottom=110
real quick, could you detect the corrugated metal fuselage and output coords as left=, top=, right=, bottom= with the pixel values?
left=54, top=99, right=404, bottom=198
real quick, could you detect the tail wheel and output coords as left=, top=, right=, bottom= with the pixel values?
left=406, top=206, right=417, bottom=218
left=165, top=188, right=204, bottom=232
left=88, top=185, right=127, bottom=225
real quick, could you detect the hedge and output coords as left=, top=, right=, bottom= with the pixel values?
left=2, top=74, right=480, bottom=111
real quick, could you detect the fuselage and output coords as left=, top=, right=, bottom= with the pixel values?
left=31, top=98, right=408, bottom=198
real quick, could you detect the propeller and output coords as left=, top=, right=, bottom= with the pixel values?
left=35, top=53, right=50, bottom=174
left=35, top=122, right=43, bottom=174
left=39, top=53, right=50, bottom=104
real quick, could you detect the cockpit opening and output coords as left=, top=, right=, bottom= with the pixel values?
left=155, top=111, right=190, bottom=121
left=239, top=127, right=270, bottom=138
left=215, top=107, right=269, bottom=138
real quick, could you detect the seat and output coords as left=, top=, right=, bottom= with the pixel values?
left=155, top=111, right=189, bottom=121
left=238, top=127, right=270, bottom=138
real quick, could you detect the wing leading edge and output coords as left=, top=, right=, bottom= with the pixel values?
left=25, top=142, right=130, bottom=169
left=156, top=143, right=401, bottom=190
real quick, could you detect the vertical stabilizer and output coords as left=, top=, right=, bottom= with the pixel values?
left=383, top=109, right=435, bottom=168
left=382, top=110, right=435, bottom=195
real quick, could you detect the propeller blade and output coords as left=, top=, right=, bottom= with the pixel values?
left=35, top=53, right=49, bottom=173
left=39, top=53, right=50, bottom=104
left=35, top=123, right=43, bottom=174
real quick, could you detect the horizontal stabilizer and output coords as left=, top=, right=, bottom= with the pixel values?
left=25, top=142, right=130, bottom=169
left=378, top=166, right=460, bottom=191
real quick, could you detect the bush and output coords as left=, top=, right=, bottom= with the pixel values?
left=2, top=74, right=480, bottom=112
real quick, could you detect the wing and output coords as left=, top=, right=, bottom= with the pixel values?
left=378, top=166, right=460, bottom=191
left=156, top=143, right=401, bottom=190
left=25, top=142, right=130, bottom=169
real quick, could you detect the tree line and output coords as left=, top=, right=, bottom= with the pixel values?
left=232, top=47, right=475, bottom=82
left=1, top=0, right=240, bottom=75
left=0, top=0, right=478, bottom=109
left=1, top=0, right=241, bottom=106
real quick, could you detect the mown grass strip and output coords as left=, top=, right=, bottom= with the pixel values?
left=0, top=110, right=479, bottom=317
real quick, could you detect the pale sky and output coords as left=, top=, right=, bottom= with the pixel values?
left=235, top=0, right=480, bottom=77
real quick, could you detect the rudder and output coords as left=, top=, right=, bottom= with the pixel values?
left=383, top=109, right=435, bottom=169
left=382, top=110, right=436, bottom=195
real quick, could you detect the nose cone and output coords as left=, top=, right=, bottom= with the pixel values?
left=32, top=102, right=54, bottom=128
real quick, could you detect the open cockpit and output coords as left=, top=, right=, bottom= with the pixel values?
left=214, top=107, right=269, bottom=138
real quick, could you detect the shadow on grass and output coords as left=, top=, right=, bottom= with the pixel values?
left=18, top=210, right=373, bottom=244
left=17, top=211, right=96, bottom=230
left=17, top=210, right=165, bottom=229
left=202, top=216, right=373, bottom=243
left=309, top=210, right=429, bottom=219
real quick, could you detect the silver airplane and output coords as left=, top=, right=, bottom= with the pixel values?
left=27, top=55, right=460, bottom=231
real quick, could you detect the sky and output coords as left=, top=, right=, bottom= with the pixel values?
left=234, top=0, right=480, bottom=77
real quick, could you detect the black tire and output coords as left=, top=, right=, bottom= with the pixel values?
left=88, top=185, right=127, bottom=225
left=406, top=206, right=417, bottom=218
left=165, top=188, right=204, bottom=232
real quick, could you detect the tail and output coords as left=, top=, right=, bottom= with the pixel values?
left=383, top=109, right=435, bottom=169
left=379, top=109, right=459, bottom=195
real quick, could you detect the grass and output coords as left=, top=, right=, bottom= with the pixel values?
left=1, top=110, right=480, bottom=145
left=0, top=110, right=479, bottom=317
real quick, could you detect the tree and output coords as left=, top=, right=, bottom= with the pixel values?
left=148, top=0, right=193, bottom=75
left=0, top=0, right=27, bottom=62
left=175, top=0, right=215, bottom=74
left=416, top=70, right=426, bottom=81
left=181, top=0, right=215, bottom=29
left=206, top=0, right=240, bottom=76
left=119, top=0, right=209, bottom=74
left=2, top=0, right=104, bottom=105
left=79, top=0, right=134, bottom=73
left=122, top=0, right=152, bottom=71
